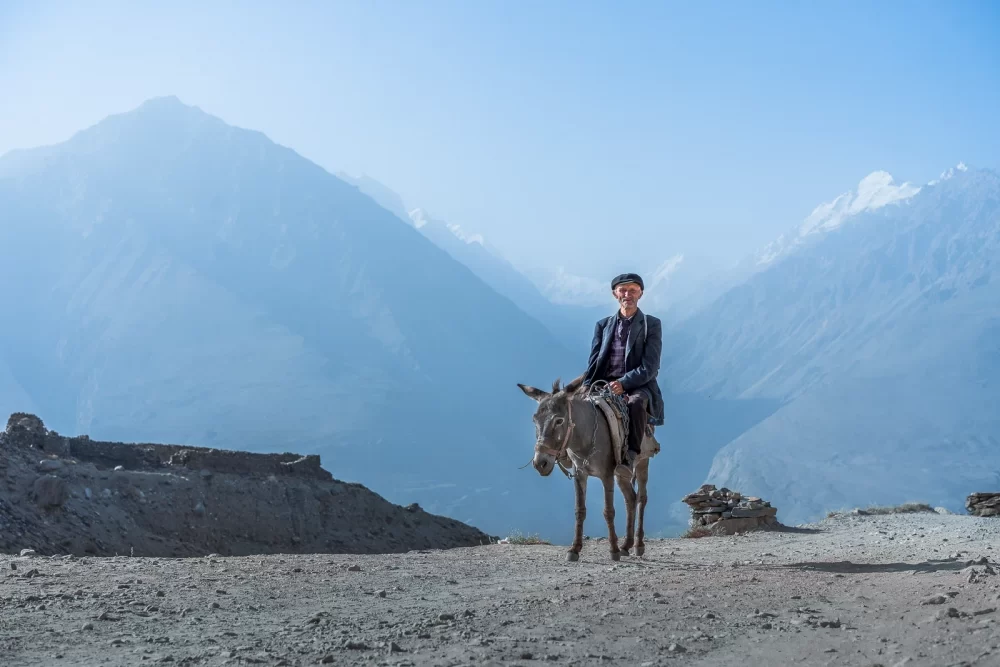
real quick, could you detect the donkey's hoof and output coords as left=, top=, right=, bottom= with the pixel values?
left=621, top=547, right=631, bottom=557
left=566, top=551, right=580, bottom=562
left=610, top=551, right=621, bottom=562
left=636, top=546, right=645, bottom=558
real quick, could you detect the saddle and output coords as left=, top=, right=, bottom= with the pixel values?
left=584, top=392, right=660, bottom=469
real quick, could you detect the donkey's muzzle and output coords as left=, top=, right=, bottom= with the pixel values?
left=532, top=449, right=555, bottom=477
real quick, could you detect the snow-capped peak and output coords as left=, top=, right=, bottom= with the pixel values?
left=408, top=208, right=430, bottom=229
left=649, top=254, right=685, bottom=289
left=408, top=208, right=486, bottom=247
left=928, top=161, right=969, bottom=186
left=756, top=170, right=920, bottom=267
left=799, top=171, right=920, bottom=237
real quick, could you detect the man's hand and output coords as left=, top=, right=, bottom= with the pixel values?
left=610, top=381, right=624, bottom=395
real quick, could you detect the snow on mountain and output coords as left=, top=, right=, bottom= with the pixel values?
left=929, top=161, right=969, bottom=185
left=665, top=164, right=1000, bottom=523
left=649, top=254, right=685, bottom=290
left=754, top=170, right=922, bottom=267
left=408, top=208, right=486, bottom=248
left=523, top=267, right=610, bottom=307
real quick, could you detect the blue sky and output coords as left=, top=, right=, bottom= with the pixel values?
left=1, top=0, right=997, bottom=280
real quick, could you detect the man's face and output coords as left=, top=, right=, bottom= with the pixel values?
left=613, top=282, right=642, bottom=310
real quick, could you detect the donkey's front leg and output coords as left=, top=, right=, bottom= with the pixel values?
left=615, top=469, right=637, bottom=556
left=602, top=476, right=621, bottom=561
left=635, top=459, right=649, bottom=558
left=567, top=473, right=588, bottom=562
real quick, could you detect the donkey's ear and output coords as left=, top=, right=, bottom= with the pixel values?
left=563, top=374, right=586, bottom=394
left=517, top=383, right=549, bottom=401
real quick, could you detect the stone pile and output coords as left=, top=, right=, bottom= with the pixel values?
left=682, top=484, right=780, bottom=535
left=967, top=493, right=1000, bottom=517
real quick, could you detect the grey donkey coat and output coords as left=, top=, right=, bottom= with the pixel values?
left=582, top=308, right=665, bottom=426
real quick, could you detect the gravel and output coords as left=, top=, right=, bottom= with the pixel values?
left=2, top=512, right=1000, bottom=666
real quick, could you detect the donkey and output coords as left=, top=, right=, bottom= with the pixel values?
left=517, top=374, right=657, bottom=562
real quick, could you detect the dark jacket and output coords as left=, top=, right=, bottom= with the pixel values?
left=582, top=308, right=665, bottom=426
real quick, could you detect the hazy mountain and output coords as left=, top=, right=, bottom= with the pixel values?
left=666, top=165, right=1000, bottom=522
left=0, top=96, right=590, bottom=539
left=338, top=171, right=608, bottom=351
left=336, top=172, right=411, bottom=222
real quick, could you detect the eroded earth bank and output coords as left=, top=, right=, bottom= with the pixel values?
left=3, top=512, right=1000, bottom=667
left=0, top=414, right=492, bottom=557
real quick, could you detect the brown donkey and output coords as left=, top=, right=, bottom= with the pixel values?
left=518, top=375, right=658, bottom=561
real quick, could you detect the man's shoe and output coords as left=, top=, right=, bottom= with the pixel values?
left=627, top=449, right=639, bottom=467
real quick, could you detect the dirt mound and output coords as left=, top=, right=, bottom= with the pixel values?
left=0, top=413, right=493, bottom=557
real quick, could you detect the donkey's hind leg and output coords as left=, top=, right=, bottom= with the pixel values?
left=615, top=467, right=637, bottom=556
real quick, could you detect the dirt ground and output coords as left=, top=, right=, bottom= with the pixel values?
left=2, top=511, right=999, bottom=667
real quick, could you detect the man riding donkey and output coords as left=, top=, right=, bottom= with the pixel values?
left=583, top=272, right=665, bottom=474
left=518, top=272, right=664, bottom=561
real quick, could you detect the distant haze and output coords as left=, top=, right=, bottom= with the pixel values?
left=1, top=1, right=998, bottom=281
left=2, top=3, right=1000, bottom=540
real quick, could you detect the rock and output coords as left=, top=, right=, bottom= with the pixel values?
left=38, top=459, right=63, bottom=472
left=20, top=549, right=36, bottom=557
left=388, top=642, right=404, bottom=654
left=33, top=475, right=68, bottom=507
left=967, top=492, right=1000, bottom=517
left=922, top=595, right=948, bottom=605
left=681, top=485, right=780, bottom=535
left=438, top=613, right=456, bottom=621
left=375, top=590, right=387, bottom=598
left=667, top=643, right=686, bottom=653
left=347, top=565, right=362, bottom=572
left=730, top=507, right=777, bottom=519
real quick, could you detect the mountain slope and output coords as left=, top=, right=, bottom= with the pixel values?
left=342, top=173, right=608, bottom=351
left=0, top=96, right=579, bottom=538
left=666, top=166, right=1000, bottom=522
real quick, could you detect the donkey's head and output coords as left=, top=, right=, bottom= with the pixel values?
left=516, top=375, right=585, bottom=476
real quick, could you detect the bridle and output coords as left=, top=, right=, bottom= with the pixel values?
left=533, top=397, right=575, bottom=462
left=528, top=382, right=625, bottom=480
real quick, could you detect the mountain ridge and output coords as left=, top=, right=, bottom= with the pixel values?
left=666, top=165, right=1000, bottom=522
left=0, top=95, right=580, bottom=539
